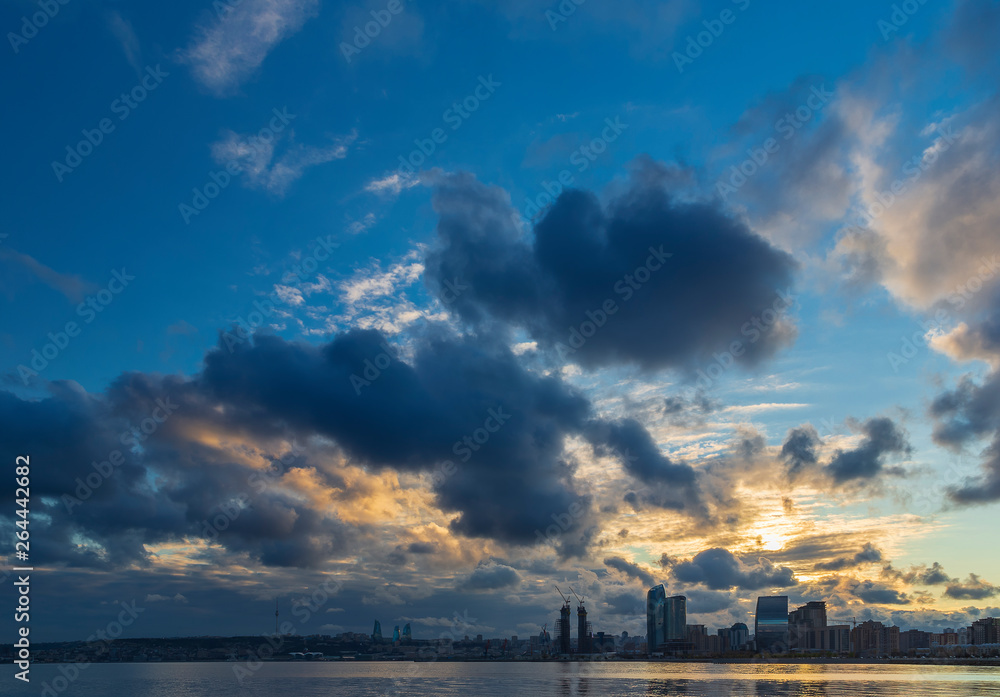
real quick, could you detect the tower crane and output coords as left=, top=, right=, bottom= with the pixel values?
left=554, top=585, right=570, bottom=606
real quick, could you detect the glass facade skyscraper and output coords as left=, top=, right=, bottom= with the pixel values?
left=755, top=596, right=789, bottom=653
left=646, top=584, right=666, bottom=652
left=665, top=595, right=687, bottom=645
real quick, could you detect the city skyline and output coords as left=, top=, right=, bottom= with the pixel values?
left=4, top=0, right=1000, bottom=650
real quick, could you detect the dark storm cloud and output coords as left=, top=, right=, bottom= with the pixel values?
left=0, top=376, right=357, bottom=571
left=683, top=589, right=737, bottom=615
left=602, top=590, right=646, bottom=615
left=424, top=167, right=797, bottom=372
left=851, top=580, right=911, bottom=605
left=781, top=425, right=821, bottom=477
left=930, top=372, right=1000, bottom=503
left=814, top=543, right=883, bottom=572
left=1, top=326, right=710, bottom=568
left=825, top=417, right=911, bottom=483
left=671, top=548, right=797, bottom=591
left=199, top=328, right=598, bottom=546
left=884, top=561, right=954, bottom=586
left=585, top=418, right=704, bottom=515
left=944, top=574, right=999, bottom=600
left=603, top=556, right=656, bottom=587
left=457, top=563, right=521, bottom=591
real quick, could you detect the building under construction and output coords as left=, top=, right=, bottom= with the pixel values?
left=554, top=586, right=594, bottom=654
left=555, top=593, right=572, bottom=654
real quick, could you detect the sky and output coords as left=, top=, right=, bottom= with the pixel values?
left=1, top=0, right=1000, bottom=644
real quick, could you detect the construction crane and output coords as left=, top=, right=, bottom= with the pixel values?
left=554, top=585, right=570, bottom=606
left=830, top=617, right=857, bottom=629
left=569, top=586, right=585, bottom=606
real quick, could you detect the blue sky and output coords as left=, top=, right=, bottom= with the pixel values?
left=2, top=0, right=1000, bottom=644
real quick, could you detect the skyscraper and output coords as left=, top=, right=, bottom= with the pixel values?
left=557, top=601, right=572, bottom=654
left=730, top=622, right=750, bottom=651
left=754, top=596, right=789, bottom=653
left=665, top=595, right=687, bottom=649
left=402, top=623, right=412, bottom=641
left=646, top=585, right=666, bottom=653
left=372, top=620, right=382, bottom=643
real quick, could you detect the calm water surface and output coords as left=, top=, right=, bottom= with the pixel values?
left=3, top=662, right=999, bottom=696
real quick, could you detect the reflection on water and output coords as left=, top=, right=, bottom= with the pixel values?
left=2, top=661, right=998, bottom=697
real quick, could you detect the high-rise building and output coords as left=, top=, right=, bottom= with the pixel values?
left=577, top=600, right=592, bottom=654
left=900, top=629, right=931, bottom=652
left=372, top=620, right=382, bottom=643
left=646, top=585, right=666, bottom=653
left=852, top=620, right=900, bottom=656
left=665, top=595, right=687, bottom=649
left=730, top=622, right=750, bottom=651
left=392, top=625, right=401, bottom=643
left=556, top=601, right=572, bottom=654
left=972, top=617, right=1000, bottom=645
left=754, top=596, right=789, bottom=653
left=402, top=623, right=412, bottom=641
left=686, top=624, right=708, bottom=651
left=789, top=601, right=827, bottom=650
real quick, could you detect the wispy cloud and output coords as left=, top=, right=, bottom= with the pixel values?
left=107, top=11, right=142, bottom=76
left=364, top=171, right=420, bottom=196
left=180, top=0, right=320, bottom=96
left=211, top=129, right=356, bottom=196
left=0, top=248, right=96, bottom=303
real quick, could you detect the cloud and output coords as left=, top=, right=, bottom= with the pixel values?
left=211, top=129, right=355, bottom=196
left=586, top=418, right=705, bottom=515
left=603, top=557, right=656, bottom=587
left=424, top=164, right=798, bottom=373
left=945, top=574, right=999, bottom=600
left=457, top=563, right=521, bottom=591
left=365, top=171, right=420, bottom=196
left=825, top=417, right=910, bottom=483
left=930, top=372, right=1000, bottom=503
left=0, top=249, right=96, bottom=303
left=107, top=11, right=142, bottom=75
left=851, top=580, right=911, bottom=605
left=886, top=562, right=953, bottom=586
left=671, top=548, right=797, bottom=591
left=814, top=543, right=883, bottom=571
left=781, top=425, right=821, bottom=478
left=180, top=0, right=320, bottom=96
